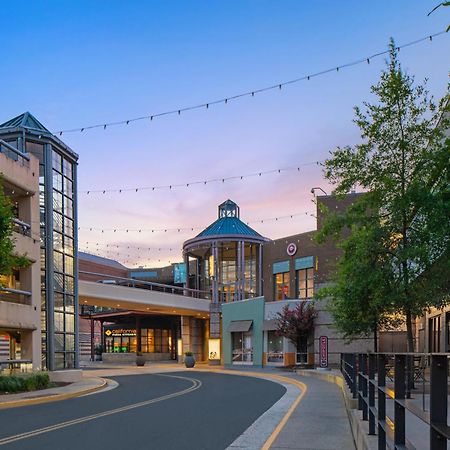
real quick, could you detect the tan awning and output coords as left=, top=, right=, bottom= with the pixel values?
left=227, top=320, right=253, bottom=332
left=262, top=319, right=280, bottom=331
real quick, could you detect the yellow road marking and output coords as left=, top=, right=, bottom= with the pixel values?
left=0, top=374, right=201, bottom=446
left=189, top=367, right=307, bottom=450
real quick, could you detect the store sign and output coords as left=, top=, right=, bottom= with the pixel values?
left=287, top=242, right=297, bottom=256
left=104, top=329, right=136, bottom=337
left=319, top=335, right=328, bottom=368
left=173, top=263, right=187, bottom=284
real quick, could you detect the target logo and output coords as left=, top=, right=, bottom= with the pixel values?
left=287, top=242, right=297, bottom=256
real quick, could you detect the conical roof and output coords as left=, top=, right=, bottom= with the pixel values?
left=0, top=112, right=50, bottom=133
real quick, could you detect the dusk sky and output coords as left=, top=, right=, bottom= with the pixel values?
left=2, top=1, right=449, bottom=267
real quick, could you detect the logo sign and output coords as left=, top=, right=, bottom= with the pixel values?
left=287, top=242, right=297, bottom=256
left=173, top=263, right=187, bottom=284
left=104, top=328, right=136, bottom=337
left=319, top=336, right=328, bottom=368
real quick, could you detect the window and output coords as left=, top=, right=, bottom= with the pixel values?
left=274, top=272, right=290, bottom=300
left=429, top=316, right=441, bottom=353
left=267, top=331, right=283, bottom=364
left=232, top=331, right=253, bottom=363
left=297, top=267, right=314, bottom=299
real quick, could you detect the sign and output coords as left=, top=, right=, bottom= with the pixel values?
left=104, top=328, right=136, bottom=338
left=319, top=335, right=328, bottom=368
left=287, top=242, right=297, bottom=256
left=173, top=263, right=187, bottom=284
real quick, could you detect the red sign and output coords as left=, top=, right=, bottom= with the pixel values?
left=319, top=336, right=328, bottom=368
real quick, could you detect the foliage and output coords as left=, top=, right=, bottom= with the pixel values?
left=428, top=2, right=450, bottom=32
left=0, top=180, right=31, bottom=283
left=0, top=372, right=50, bottom=393
left=184, top=351, right=193, bottom=357
left=276, top=302, right=317, bottom=347
left=94, top=344, right=103, bottom=355
left=318, top=40, right=450, bottom=351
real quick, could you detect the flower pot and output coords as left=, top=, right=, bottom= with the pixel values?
left=184, top=355, right=195, bottom=368
left=136, top=355, right=146, bottom=366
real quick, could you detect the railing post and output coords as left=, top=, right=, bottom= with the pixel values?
left=351, top=353, right=357, bottom=399
left=394, top=355, right=406, bottom=448
left=430, top=354, right=448, bottom=450
left=377, top=354, right=386, bottom=450
left=362, top=354, right=368, bottom=421
left=368, top=353, right=376, bottom=435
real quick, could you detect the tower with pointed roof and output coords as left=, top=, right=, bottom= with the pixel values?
left=0, top=112, right=79, bottom=370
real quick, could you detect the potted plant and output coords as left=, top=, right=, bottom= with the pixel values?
left=136, top=351, right=145, bottom=367
left=184, top=351, right=195, bottom=368
left=94, top=344, right=103, bottom=361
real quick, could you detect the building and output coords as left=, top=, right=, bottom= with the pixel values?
left=0, top=113, right=79, bottom=370
left=0, top=140, right=41, bottom=370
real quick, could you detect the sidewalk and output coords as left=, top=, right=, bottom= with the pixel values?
left=270, top=372, right=355, bottom=450
left=0, top=376, right=107, bottom=409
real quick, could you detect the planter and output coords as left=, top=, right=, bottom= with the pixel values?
left=95, top=354, right=102, bottom=361
left=184, top=355, right=195, bottom=368
left=136, top=355, right=146, bottom=367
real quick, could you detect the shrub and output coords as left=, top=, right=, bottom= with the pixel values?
left=0, top=372, right=50, bottom=393
left=184, top=351, right=193, bottom=357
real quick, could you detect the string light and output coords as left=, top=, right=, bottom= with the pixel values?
left=80, top=161, right=321, bottom=195
left=78, top=210, right=316, bottom=234
left=53, top=31, right=445, bottom=136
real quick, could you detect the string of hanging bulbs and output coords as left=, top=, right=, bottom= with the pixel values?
left=53, top=31, right=445, bottom=136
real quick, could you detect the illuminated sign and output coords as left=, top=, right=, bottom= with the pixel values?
left=173, top=263, right=187, bottom=284
left=319, top=335, right=328, bottom=368
left=104, top=329, right=136, bottom=337
left=208, top=338, right=221, bottom=361
left=287, top=243, right=297, bottom=256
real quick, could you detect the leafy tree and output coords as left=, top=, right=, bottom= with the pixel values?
left=276, top=302, right=317, bottom=353
left=318, top=40, right=450, bottom=352
left=0, top=180, right=30, bottom=282
left=428, top=2, right=450, bottom=32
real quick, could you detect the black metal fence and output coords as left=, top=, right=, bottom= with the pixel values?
left=341, top=352, right=450, bottom=450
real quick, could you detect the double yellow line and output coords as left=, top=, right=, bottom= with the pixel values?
left=0, top=374, right=202, bottom=447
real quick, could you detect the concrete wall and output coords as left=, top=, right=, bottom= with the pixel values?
left=222, top=297, right=265, bottom=367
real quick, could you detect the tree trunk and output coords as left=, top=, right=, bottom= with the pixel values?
left=405, top=309, right=414, bottom=352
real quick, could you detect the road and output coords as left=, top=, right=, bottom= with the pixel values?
left=0, top=371, right=286, bottom=450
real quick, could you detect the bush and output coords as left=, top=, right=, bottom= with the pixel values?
left=0, top=372, right=50, bottom=393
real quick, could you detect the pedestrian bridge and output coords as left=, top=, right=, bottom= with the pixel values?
left=78, top=272, right=211, bottom=317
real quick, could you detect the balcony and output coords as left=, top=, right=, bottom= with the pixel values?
left=12, top=217, right=32, bottom=237
left=0, top=287, right=32, bottom=305
left=0, top=140, right=29, bottom=167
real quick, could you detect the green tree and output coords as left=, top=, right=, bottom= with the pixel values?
left=319, top=40, right=450, bottom=352
left=428, top=2, right=450, bottom=32
left=0, top=180, right=30, bottom=282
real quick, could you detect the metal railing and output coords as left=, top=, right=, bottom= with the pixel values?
left=0, top=287, right=32, bottom=305
left=79, top=271, right=211, bottom=299
left=0, top=140, right=30, bottom=167
left=12, top=217, right=32, bottom=237
left=341, top=352, right=450, bottom=450
left=0, top=359, right=33, bottom=373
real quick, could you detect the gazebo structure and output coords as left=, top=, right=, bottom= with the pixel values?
left=183, top=200, right=269, bottom=356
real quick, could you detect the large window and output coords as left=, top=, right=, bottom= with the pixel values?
left=274, top=272, right=290, bottom=300
left=429, top=316, right=441, bottom=353
left=267, top=331, right=283, bottom=364
left=232, top=331, right=253, bottom=364
left=297, top=268, right=314, bottom=299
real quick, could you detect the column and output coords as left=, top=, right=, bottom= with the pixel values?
left=90, top=317, right=94, bottom=361
left=181, top=316, right=191, bottom=357
left=136, top=316, right=141, bottom=353
left=258, top=244, right=263, bottom=297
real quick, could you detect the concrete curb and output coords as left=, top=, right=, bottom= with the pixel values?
left=295, top=369, right=373, bottom=450
left=0, top=377, right=108, bottom=410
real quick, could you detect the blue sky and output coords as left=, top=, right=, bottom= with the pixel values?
left=2, top=1, right=449, bottom=267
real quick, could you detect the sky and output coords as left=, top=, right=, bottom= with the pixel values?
left=1, top=1, right=449, bottom=268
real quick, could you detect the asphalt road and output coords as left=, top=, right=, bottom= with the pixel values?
left=0, top=371, right=285, bottom=450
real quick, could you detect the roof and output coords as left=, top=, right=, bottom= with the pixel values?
left=0, top=112, right=50, bottom=133
left=195, top=216, right=263, bottom=238
left=79, top=251, right=127, bottom=269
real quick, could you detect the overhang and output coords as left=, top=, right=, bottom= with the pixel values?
left=227, top=320, right=253, bottom=332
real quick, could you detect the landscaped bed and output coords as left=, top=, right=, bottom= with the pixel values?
left=0, top=372, right=52, bottom=394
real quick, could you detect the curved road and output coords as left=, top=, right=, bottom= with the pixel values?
left=0, top=371, right=286, bottom=450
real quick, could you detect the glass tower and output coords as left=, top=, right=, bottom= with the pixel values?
left=0, top=112, right=79, bottom=370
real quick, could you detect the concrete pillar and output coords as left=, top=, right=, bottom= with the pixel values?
left=181, top=315, right=191, bottom=357
left=21, top=329, right=41, bottom=371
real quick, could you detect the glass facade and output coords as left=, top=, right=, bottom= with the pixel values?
left=231, top=331, right=253, bottom=363
left=267, top=331, right=283, bottom=364
left=274, top=272, right=290, bottom=300
left=104, top=328, right=171, bottom=353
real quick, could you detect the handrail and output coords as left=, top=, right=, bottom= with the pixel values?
left=0, top=287, right=32, bottom=296
left=0, top=140, right=30, bottom=163
left=79, top=270, right=211, bottom=299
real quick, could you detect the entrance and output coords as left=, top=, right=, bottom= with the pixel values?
left=296, top=334, right=308, bottom=364
left=232, top=331, right=253, bottom=364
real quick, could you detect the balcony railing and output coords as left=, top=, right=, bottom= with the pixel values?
left=12, top=217, right=32, bottom=237
left=0, top=287, right=32, bottom=305
left=341, top=352, right=450, bottom=450
left=0, top=140, right=30, bottom=167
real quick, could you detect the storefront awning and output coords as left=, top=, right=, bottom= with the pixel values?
left=227, top=320, right=253, bottom=332
left=262, top=319, right=280, bottom=331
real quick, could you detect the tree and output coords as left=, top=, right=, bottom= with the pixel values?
left=319, top=40, right=450, bottom=352
left=0, top=180, right=30, bottom=282
left=428, top=2, right=450, bottom=32
left=276, top=302, right=317, bottom=356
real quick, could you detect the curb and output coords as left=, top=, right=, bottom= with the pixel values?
left=0, top=378, right=108, bottom=410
